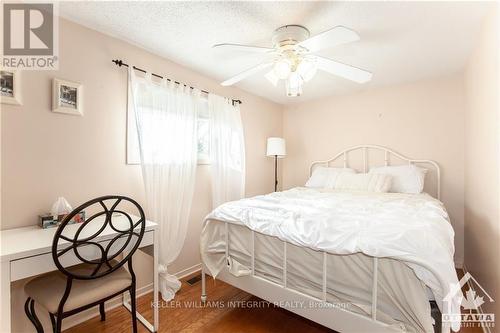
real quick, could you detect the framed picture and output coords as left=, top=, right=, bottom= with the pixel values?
left=0, top=70, right=22, bottom=105
left=52, top=78, right=83, bottom=115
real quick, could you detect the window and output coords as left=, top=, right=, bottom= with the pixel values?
left=127, top=97, right=210, bottom=165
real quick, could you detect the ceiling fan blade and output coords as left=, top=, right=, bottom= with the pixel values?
left=316, top=56, right=372, bottom=83
left=221, top=62, right=273, bottom=86
left=213, top=43, right=274, bottom=53
left=298, top=26, right=360, bottom=53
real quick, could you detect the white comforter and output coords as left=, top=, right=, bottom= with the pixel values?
left=206, top=187, right=461, bottom=331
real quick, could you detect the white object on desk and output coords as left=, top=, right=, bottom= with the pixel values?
left=0, top=214, right=159, bottom=333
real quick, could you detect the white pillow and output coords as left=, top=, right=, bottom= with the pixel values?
left=369, top=165, right=427, bottom=194
left=305, top=167, right=356, bottom=188
left=334, top=173, right=392, bottom=192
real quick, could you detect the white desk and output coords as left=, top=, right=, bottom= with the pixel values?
left=0, top=215, right=159, bottom=333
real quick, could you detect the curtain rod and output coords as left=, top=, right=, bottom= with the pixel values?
left=112, top=59, right=242, bottom=105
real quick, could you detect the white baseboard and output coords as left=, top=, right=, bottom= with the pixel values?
left=173, top=263, right=201, bottom=279
left=462, top=264, right=491, bottom=333
left=62, top=263, right=202, bottom=331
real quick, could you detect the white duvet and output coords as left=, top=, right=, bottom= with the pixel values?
left=206, top=187, right=461, bottom=332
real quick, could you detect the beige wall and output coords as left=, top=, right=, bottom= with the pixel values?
left=282, top=75, right=466, bottom=265
left=1, top=18, right=283, bottom=332
left=464, top=8, right=499, bottom=319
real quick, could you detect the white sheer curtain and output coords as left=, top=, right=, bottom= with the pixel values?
left=128, top=68, right=200, bottom=301
left=208, top=94, right=246, bottom=208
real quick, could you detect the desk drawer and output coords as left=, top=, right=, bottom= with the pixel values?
left=11, top=230, right=154, bottom=282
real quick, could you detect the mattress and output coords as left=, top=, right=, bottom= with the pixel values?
left=202, top=219, right=434, bottom=332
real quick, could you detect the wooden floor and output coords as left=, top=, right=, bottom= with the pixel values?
left=65, top=271, right=484, bottom=333
left=64, top=272, right=328, bottom=333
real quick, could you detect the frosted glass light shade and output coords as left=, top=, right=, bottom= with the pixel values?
left=286, top=72, right=303, bottom=97
left=266, top=137, right=286, bottom=157
left=297, top=59, right=317, bottom=82
left=273, top=59, right=292, bottom=79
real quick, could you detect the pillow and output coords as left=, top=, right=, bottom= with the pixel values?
left=369, top=165, right=427, bottom=194
left=333, top=173, right=392, bottom=192
left=305, top=167, right=356, bottom=188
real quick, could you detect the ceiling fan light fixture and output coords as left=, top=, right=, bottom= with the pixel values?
left=273, top=59, right=292, bottom=80
left=297, top=58, right=317, bottom=82
left=286, top=72, right=303, bottom=97
left=265, top=70, right=279, bottom=86
left=217, top=24, right=372, bottom=98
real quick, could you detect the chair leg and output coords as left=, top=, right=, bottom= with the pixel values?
left=55, top=312, right=63, bottom=333
left=24, top=298, right=33, bottom=325
left=24, top=298, right=44, bottom=333
left=99, top=302, right=106, bottom=321
left=129, top=286, right=138, bottom=333
left=49, top=313, right=56, bottom=333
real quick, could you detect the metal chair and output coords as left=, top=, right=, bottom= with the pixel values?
left=24, top=195, right=146, bottom=333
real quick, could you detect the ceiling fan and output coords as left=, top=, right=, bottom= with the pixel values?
left=214, top=25, right=372, bottom=97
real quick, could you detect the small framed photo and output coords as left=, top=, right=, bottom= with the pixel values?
left=1, top=70, right=22, bottom=105
left=52, top=78, right=83, bottom=116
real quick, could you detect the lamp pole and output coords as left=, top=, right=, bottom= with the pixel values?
left=274, top=155, right=278, bottom=192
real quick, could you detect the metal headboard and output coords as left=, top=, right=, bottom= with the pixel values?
left=309, top=144, right=441, bottom=200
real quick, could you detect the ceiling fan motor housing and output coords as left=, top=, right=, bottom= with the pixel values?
left=272, top=25, right=310, bottom=48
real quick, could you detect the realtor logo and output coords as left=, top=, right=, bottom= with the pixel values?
left=443, top=272, right=495, bottom=329
left=2, top=2, right=58, bottom=69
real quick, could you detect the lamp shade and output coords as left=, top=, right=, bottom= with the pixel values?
left=266, top=137, right=286, bottom=157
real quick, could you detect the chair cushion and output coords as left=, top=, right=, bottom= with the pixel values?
left=24, top=262, right=131, bottom=313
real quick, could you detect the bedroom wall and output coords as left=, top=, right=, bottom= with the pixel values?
left=1, top=18, right=283, bottom=332
left=463, top=8, right=499, bottom=319
left=282, top=74, right=466, bottom=266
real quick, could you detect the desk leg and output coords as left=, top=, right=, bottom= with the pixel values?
left=1, top=261, right=11, bottom=333
left=153, top=229, right=159, bottom=332
left=122, top=231, right=159, bottom=333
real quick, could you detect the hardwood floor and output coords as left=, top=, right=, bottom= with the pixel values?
left=65, top=272, right=328, bottom=333
left=65, top=271, right=485, bottom=333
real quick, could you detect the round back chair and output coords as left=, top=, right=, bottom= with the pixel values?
left=52, top=195, right=146, bottom=280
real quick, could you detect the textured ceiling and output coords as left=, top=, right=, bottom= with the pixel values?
left=59, top=1, right=492, bottom=105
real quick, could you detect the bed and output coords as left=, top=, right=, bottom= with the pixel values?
left=199, top=145, right=461, bottom=333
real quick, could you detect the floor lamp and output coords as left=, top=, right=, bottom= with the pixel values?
left=266, top=137, right=286, bottom=192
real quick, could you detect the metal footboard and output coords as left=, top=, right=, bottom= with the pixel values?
left=201, top=221, right=422, bottom=332
left=201, top=220, right=450, bottom=333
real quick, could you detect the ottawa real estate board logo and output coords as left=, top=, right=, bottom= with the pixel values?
left=2, top=2, right=59, bottom=70
left=443, top=272, right=495, bottom=329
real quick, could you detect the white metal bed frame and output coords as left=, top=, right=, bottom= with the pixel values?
left=201, top=145, right=447, bottom=333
